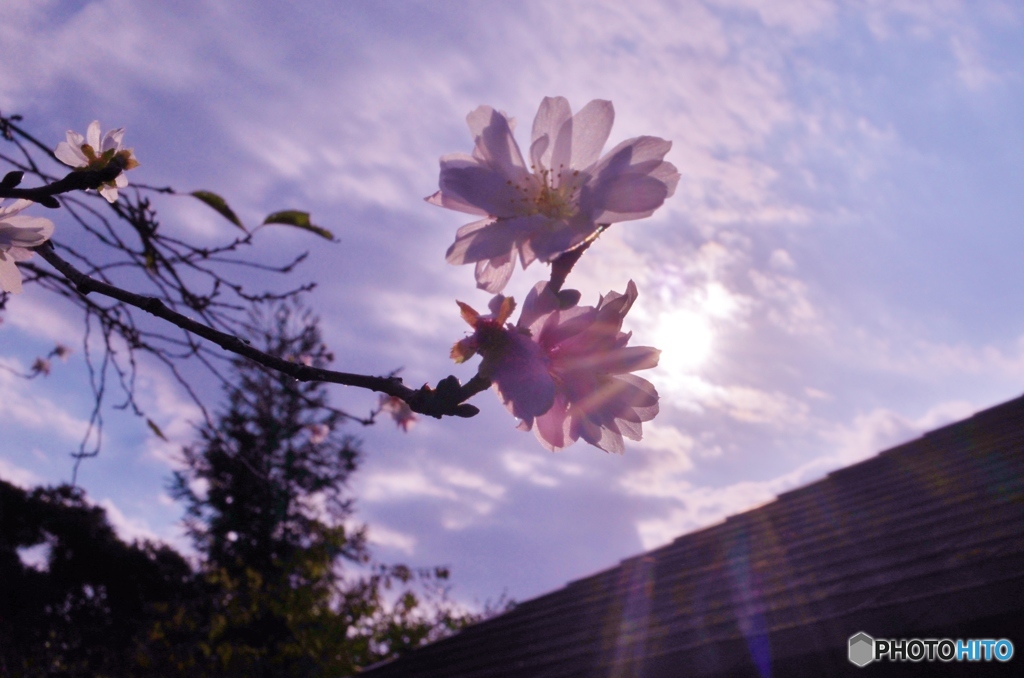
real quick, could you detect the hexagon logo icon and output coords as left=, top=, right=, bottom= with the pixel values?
left=848, top=632, right=875, bottom=667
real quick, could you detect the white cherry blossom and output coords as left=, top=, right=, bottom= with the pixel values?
left=55, top=120, right=139, bottom=203
left=0, top=199, right=55, bottom=294
left=429, top=97, right=679, bottom=293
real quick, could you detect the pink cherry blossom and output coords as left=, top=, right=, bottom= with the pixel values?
left=308, top=423, right=330, bottom=444
left=54, top=120, right=140, bottom=203
left=380, top=394, right=417, bottom=432
left=428, top=97, right=680, bottom=293
left=0, top=199, right=55, bottom=294
left=452, top=281, right=660, bottom=453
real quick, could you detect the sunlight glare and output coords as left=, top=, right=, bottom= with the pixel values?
left=654, top=309, right=714, bottom=373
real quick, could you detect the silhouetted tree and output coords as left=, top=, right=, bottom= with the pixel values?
left=0, top=479, right=196, bottom=676
left=0, top=302, right=491, bottom=677
left=169, top=302, right=479, bottom=676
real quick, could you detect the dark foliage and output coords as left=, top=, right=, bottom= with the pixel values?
left=161, top=302, right=483, bottom=676
left=0, top=480, right=196, bottom=676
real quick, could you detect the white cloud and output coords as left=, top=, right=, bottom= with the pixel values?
left=825, top=399, right=976, bottom=465
left=132, top=369, right=205, bottom=468
left=861, top=334, right=1024, bottom=380
left=709, top=0, right=837, bottom=35
left=0, top=360, right=89, bottom=441
left=359, top=459, right=507, bottom=530
left=502, top=452, right=560, bottom=488
left=657, top=374, right=811, bottom=428
left=860, top=0, right=1010, bottom=91
left=620, top=424, right=697, bottom=500
left=0, top=456, right=41, bottom=488
left=749, top=268, right=823, bottom=335
left=359, top=469, right=452, bottom=502
left=100, top=498, right=161, bottom=544
left=367, top=523, right=417, bottom=555
left=951, top=35, right=1000, bottom=90
left=768, top=248, right=796, bottom=271
left=3, top=293, right=81, bottom=344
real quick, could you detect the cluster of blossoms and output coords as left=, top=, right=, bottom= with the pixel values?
left=0, top=121, right=138, bottom=294
left=431, top=97, right=677, bottom=452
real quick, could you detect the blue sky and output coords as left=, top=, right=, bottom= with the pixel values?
left=3, top=0, right=1024, bottom=607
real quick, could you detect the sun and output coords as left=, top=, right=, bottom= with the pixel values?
left=653, top=309, right=714, bottom=373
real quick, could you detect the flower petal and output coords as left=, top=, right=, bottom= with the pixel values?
left=532, top=395, right=574, bottom=451
left=54, top=141, right=87, bottom=167
left=559, top=345, right=661, bottom=375
left=0, top=199, right=31, bottom=217
left=614, top=373, right=660, bottom=421
left=86, top=120, right=102, bottom=150
left=578, top=414, right=624, bottom=454
left=65, top=129, right=85, bottom=148
left=568, top=99, right=614, bottom=171
left=474, top=254, right=515, bottom=293
left=583, top=137, right=679, bottom=223
left=530, top=96, right=572, bottom=173
left=0, top=215, right=54, bottom=248
left=437, top=161, right=523, bottom=218
left=594, top=174, right=669, bottom=220
left=517, top=281, right=561, bottom=333
left=537, top=305, right=598, bottom=350
left=98, top=185, right=119, bottom=203
left=488, top=332, right=556, bottom=421
left=101, top=127, right=125, bottom=153
left=0, top=254, right=23, bottom=294
left=524, top=217, right=595, bottom=262
left=9, top=247, right=35, bottom=263
left=466, top=106, right=528, bottom=179
left=596, top=135, right=674, bottom=169
left=445, top=215, right=542, bottom=265
left=425, top=178, right=489, bottom=217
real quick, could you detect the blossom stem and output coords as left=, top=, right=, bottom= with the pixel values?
left=546, top=224, right=609, bottom=294
left=32, top=240, right=488, bottom=420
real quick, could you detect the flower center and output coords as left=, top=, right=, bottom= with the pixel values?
left=508, top=166, right=582, bottom=220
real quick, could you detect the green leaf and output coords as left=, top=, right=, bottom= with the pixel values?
left=146, top=418, right=169, bottom=442
left=263, top=210, right=334, bottom=241
left=191, top=190, right=245, bottom=232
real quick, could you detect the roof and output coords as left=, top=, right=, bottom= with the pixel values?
left=363, top=395, right=1024, bottom=677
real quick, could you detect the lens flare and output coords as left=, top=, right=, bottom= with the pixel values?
left=654, top=309, right=713, bottom=373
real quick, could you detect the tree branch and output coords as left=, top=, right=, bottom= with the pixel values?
left=1, top=159, right=130, bottom=208
left=33, top=241, right=489, bottom=419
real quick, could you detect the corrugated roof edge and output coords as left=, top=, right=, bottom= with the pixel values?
left=508, top=394, right=1024, bottom=605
